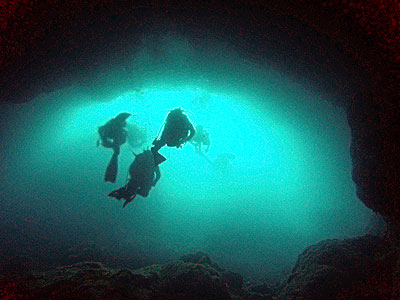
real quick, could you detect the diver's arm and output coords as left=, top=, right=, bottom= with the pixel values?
left=98, top=126, right=113, bottom=148
left=153, top=166, right=161, bottom=186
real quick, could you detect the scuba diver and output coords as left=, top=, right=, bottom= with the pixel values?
left=190, top=124, right=210, bottom=154
left=97, top=112, right=131, bottom=183
left=108, top=149, right=166, bottom=208
left=152, top=107, right=196, bottom=152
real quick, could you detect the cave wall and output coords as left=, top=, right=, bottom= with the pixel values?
left=348, top=76, right=399, bottom=225
left=1, top=0, right=399, bottom=224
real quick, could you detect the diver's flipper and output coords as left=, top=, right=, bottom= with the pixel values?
left=151, top=149, right=167, bottom=165
left=105, top=151, right=119, bottom=183
left=123, top=195, right=136, bottom=208
left=108, top=188, right=126, bottom=200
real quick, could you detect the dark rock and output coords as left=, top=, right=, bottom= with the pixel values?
left=160, top=260, right=231, bottom=300
left=247, top=283, right=274, bottom=295
left=133, top=264, right=163, bottom=281
left=0, top=254, right=33, bottom=276
left=180, top=252, right=213, bottom=265
left=347, top=85, right=400, bottom=226
left=0, top=253, right=243, bottom=300
left=180, top=251, right=224, bottom=272
left=109, top=269, right=153, bottom=290
left=222, top=270, right=244, bottom=290
left=364, top=213, right=388, bottom=236
left=280, top=235, right=398, bottom=300
left=245, top=292, right=274, bottom=300
left=180, top=251, right=223, bottom=271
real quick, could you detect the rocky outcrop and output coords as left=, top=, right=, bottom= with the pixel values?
left=245, top=283, right=276, bottom=300
left=280, top=235, right=398, bottom=300
left=158, top=260, right=231, bottom=299
left=0, top=252, right=255, bottom=300
left=2, top=240, right=399, bottom=299
left=347, top=79, right=400, bottom=227
left=364, top=214, right=388, bottom=236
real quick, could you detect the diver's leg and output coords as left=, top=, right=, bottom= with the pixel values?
left=152, top=136, right=166, bottom=152
left=125, top=179, right=139, bottom=197
left=113, top=144, right=121, bottom=155
left=104, top=149, right=120, bottom=182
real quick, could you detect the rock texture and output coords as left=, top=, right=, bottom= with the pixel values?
left=0, top=252, right=253, bottom=300
left=347, top=83, right=400, bottom=226
left=280, top=235, right=398, bottom=300
left=2, top=239, right=399, bottom=299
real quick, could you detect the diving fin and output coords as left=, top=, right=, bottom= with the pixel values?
left=105, top=151, right=119, bottom=183
left=123, top=195, right=136, bottom=208
left=108, top=188, right=125, bottom=200
left=152, top=149, right=167, bottom=165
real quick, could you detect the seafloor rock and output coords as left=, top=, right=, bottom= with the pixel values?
left=0, top=253, right=254, bottom=300
left=0, top=261, right=162, bottom=300
left=247, top=283, right=274, bottom=294
left=245, top=292, right=274, bottom=300
left=222, top=270, right=244, bottom=291
left=158, top=259, right=231, bottom=300
left=180, top=251, right=223, bottom=271
left=246, top=283, right=275, bottom=300
left=364, top=213, right=388, bottom=236
left=280, top=235, right=398, bottom=300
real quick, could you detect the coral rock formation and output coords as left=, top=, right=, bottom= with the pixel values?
left=0, top=252, right=256, bottom=300
left=280, top=235, right=398, bottom=300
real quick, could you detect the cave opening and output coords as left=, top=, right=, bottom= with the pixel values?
left=0, top=33, right=375, bottom=281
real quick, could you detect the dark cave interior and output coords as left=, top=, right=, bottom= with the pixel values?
left=1, top=1, right=399, bottom=299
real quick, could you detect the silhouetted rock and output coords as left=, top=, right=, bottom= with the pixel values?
left=246, top=283, right=275, bottom=299
left=245, top=292, right=274, bottom=300
left=179, top=251, right=223, bottom=271
left=247, top=283, right=273, bottom=294
left=180, top=251, right=213, bottom=265
left=280, top=235, right=398, bottom=300
left=1, top=253, right=267, bottom=300
left=5, top=243, right=398, bottom=300
left=159, top=260, right=231, bottom=299
left=222, top=270, right=244, bottom=290
left=364, top=213, right=388, bottom=236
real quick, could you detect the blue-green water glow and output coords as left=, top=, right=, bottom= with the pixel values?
left=0, top=34, right=372, bottom=280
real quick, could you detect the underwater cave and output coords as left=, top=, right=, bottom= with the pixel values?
left=0, top=1, right=398, bottom=300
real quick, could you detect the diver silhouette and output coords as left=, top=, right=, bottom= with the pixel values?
left=108, top=149, right=166, bottom=208
left=190, top=124, right=210, bottom=154
left=97, top=112, right=131, bottom=183
left=152, top=107, right=196, bottom=152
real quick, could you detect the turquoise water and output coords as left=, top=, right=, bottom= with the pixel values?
left=0, top=34, right=372, bottom=279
